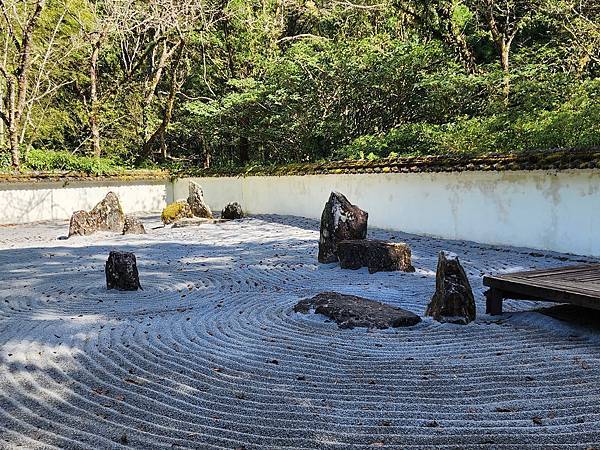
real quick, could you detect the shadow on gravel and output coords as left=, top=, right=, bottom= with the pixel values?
left=3, top=217, right=600, bottom=448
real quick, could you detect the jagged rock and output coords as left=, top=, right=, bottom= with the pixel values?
left=188, top=181, right=213, bottom=219
left=425, top=251, right=476, bottom=324
left=122, top=215, right=146, bottom=235
left=221, top=202, right=244, bottom=220
left=68, top=210, right=94, bottom=236
left=161, top=201, right=193, bottom=225
left=337, top=240, right=415, bottom=273
left=295, top=292, right=421, bottom=329
left=68, top=192, right=125, bottom=237
left=318, top=191, right=368, bottom=263
left=90, top=192, right=125, bottom=232
left=105, top=251, right=142, bottom=291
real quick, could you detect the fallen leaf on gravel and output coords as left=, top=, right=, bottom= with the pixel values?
left=424, top=420, right=439, bottom=427
left=532, top=416, right=543, bottom=425
left=495, top=407, right=516, bottom=413
left=369, top=441, right=384, bottom=447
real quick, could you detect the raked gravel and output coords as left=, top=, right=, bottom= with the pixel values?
left=1, top=215, right=600, bottom=449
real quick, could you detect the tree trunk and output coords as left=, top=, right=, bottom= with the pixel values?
left=239, top=134, right=249, bottom=165
left=0, top=0, right=46, bottom=169
left=89, top=34, right=102, bottom=157
left=6, top=76, right=19, bottom=167
left=500, top=39, right=510, bottom=102
left=142, top=40, right=185, bottom=160
left=435, top=4, right=478, bottom=74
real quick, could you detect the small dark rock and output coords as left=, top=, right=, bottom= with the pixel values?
left=318, top=191, right=368, bottom=263
left=295, top=292, right=421, bottom=329
left=337, top=239, right=415, bottom=273
left=105, top=251, right=142, bottom=291
left=122, top=215, right=146, bottom=235
left=425, top=251, right=476, bottom=324
left=118, top=433, right=128, bottom=445
left=221, top=202, right=244, bottom=220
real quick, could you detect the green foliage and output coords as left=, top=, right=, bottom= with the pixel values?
left=23, top=149, right=122, bottom=175
left=161, top=201, right=192, bottom=224
left=1, top=0, right=598, bottom=170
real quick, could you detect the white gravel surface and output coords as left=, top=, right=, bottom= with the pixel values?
left=1, top=214, right=600, bottom=449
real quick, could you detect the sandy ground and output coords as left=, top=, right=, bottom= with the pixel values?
left=1, top=215, right=600, bottom=449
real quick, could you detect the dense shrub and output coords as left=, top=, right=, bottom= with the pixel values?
left=23, top=150, right=122, bottom=175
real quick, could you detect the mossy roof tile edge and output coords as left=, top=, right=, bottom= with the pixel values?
left=0, top=170, right=170, bottom=183
left=176, top=149, right=600, bottom=178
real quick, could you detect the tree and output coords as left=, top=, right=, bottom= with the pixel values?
left=469, top=0, right=541, bottom=98
left=0, top=0, right=46, bottom=168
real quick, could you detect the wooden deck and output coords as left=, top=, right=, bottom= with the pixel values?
left=483, top=264, right=600, bottom=315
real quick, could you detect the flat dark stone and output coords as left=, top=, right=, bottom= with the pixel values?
left=337, top=239, right=415, bottom=273
left=294, top=292, right=421, bottom=329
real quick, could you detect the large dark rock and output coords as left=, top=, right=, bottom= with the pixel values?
left=188, top=181, right=213, bottom=219
left=105, top=251, right=142, bottom=291
left=318, top=192, right=368, bottom=263
left=68, top=192, right=125, bottom=237
left=425, top=251, right=476, bottom=324
left=295, top=292, right=421, bottom=329
left=122, top=215, right=146, bottom=235
left=221, top=202, right=244, bottom=220
left=337, top=239, right=415, bottom=273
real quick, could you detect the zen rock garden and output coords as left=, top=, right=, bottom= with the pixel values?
left=4, top=185, right=597, bottom=449
left=70, top=187, right=476, bottom=328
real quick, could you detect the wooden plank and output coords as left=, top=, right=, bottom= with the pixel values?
left=483, top=264, right=600, bottom=312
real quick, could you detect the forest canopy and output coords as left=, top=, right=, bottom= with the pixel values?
left=0, top=0, right=599, bottom=172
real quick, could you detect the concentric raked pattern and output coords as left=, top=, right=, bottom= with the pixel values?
left=1, top=215, right=600, bottom=449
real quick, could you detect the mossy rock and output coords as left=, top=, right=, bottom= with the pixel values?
left=161, top=201, right=193, bottom=225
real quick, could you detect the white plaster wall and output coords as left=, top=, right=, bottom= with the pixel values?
left=0, top=180, right=172, bottom=224
left=2, top=171, right=598, bottom=255
left=177, top=170, right=600, bottom=256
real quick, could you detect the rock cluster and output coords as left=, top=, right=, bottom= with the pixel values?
left=162, top=181, right=236, bottom=226
left=105, top=251, right=142, bottom=291
left=337, top=239, right=415, bottom=273
left=221, top=202, right=244, bottom=220
left=68, top=192, right=126, bottom=237
left=318, top=191, right=368, bottom=263
left=295, top=292, right=421, bottom=329
left=425, top=251, right=476, bottom=324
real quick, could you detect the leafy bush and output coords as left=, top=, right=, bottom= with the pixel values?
left=334, top=79, right=600, bottom=159
left=161, top=201, right=193, bottom=225
left=24, top=149, right=122, bottom=175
